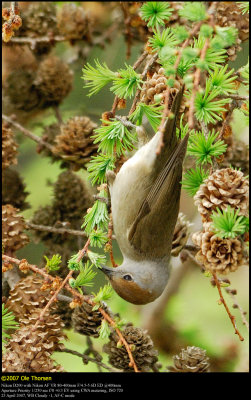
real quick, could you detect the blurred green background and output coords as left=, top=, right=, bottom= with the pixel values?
left=4, top=3, right=249, bottom=372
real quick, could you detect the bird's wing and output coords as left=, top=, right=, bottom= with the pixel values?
left=128, top=133, right=189, bottom=256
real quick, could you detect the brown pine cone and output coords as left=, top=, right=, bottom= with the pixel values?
left=3, top=68, right=41, bottom=112
left=169, top=346, right=210, bottom=372
left=2, top=205, right=29, bottom=254
left=35, top=56, right=73, bottom=105
left=18, top=2, right=58, bottom=56
left=215, top=2, right=249, bottom=61
left=2, top=310, right=65, bottom=373
left=140, top=67, right=182, bottom=106
left=171, top=213, right=191, bottom=256
left=52, top=296, right=73, bottom=330
left=53, top=116, right=98, bottom=170
left=2, top=168, right=30, bottom=211
left=53, top=170, right=92, bottom=222
left=72, top=300, right=107, bottom=338
left=5, top=275, right=53, bottom=321
left=103, top=325, right=159, bottom=372
left=2, top=123, right=18, bottom=169
left=192, top=227, right=244, bottom=275
left=215, top=2, right=249, bottom=42
left=57, top=3, right=89, bottom=40
left=31, top=204, right=63, bottom=244
left=19, top=2, right=58, bottom=36
left=194, top=168, right=249, bottom=221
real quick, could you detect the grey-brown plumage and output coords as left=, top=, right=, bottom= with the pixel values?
left=102, top=87, right=188, bottom=304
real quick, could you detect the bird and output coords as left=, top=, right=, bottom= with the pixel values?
left=101, top=86, right=189, bottom=305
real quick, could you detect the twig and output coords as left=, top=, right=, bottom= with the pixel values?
left=212, top=272, right=244, bottom=342
left=53, top=106, right=63, bottom=125
left=107, top=214, right=117, bottom=268
left=32, top=269, right=74, bottom=332
left=2, top=253, right=140, bottom=372
left=188, top=37, right=210, bottom=129
left=76, top=237, right=91, bottom=263
left=114, top=115, right=137, bottom=129
left=26, top=221, right=88, bottom=238
left=183, top=244, right=199, bottom=252
left=188, top=2, right=217, bottom=129
left=59, top=348, right=117, bottom=372
left=2, top=114, right=54, bottom=153
left=225, top=288, right=249, bottom=333
left=120, top=2, right=134, bottom=59
left=129, top=53, right=158, bottom=115
left=218, top=99, right=240, bottom=141
left=218, top=94, right=249, bottom=101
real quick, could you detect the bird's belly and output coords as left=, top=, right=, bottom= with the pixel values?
left=111, top=151, right=156, bottom=259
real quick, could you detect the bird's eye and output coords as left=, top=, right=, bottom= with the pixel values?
left=123, top=274, right=133, bottom=281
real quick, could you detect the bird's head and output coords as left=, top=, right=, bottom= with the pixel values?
left=100, top=259, right=169, bottom=305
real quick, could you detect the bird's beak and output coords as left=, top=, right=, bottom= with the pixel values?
left=100, top=265, right=115, bottom=277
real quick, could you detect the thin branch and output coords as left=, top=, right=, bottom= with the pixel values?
left=188, top=2, right=217, bottom=129
left=53, top=106, right=63, bottom=125
left=218, top=99, right=238, bottom=141
left=114, top=115, right=137, bottom=130
left=225, top=288, right=249, bottom=333
left=26, top=221, right=88, bottom=238
left=188, top=37, right=210, bottom=129
left=107, top=214, right=117, bottom=268
left=218, top=94, right=249, bottom=101
left=2, top=114, right=54, bottom=153
left=129, top=53, right=159, bottom=116
left=212, top=272, right=244, bottom=342
left=59, top=348, right=117, bottom=372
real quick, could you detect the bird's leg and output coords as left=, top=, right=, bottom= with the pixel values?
left=106, top=170, right=116, bottom=187
left=136, top=126, right=149, bottom=147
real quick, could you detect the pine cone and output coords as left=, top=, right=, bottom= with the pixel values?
left=19, top=2, right=57, bottom=36
left=53, top=116, right=98, bottom=170
left=140, top=67, right=182, bottom=106
left=171, top=213, right=191, bottom=256
left=18, top=2, right=58, bottom=56
left=2, top=310, right=65, bottom=373
left=35, top=56, right=73, bottom=105
left=170, top=346, right=210, bottom=372
left=2, top=123, right=18, bottom=169
left=215, top=2, right=249, bottom=61
left=72, top=300, right=106, bottom=338
left=103, top=325, right=159, bottom=372
left=215, top=2, right=249, bottom=42
left=194, top=168, right=249, bottom=221
left=53, top=170, right=92, bottom=222
left=2, top=168, right=30, bottom=210
left=31, top=205, right=63, bottom=244
left=6, top=275, right=52, bottom=321
left=220, top=139, right=249, bottom=176
left=2, top=205, right=29, bottom=253
left=52, top=297, right=73, bottom=330
left=3, top=68, right=41, bottom=112
left=57, top=3, right=89, bottom=40
left=120, top=2, right=149, bottom=44
left=192, top=228, right=244, bottom=275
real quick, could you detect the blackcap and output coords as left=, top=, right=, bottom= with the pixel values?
left=102, top=86, right=188, bottom=305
